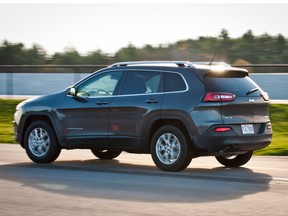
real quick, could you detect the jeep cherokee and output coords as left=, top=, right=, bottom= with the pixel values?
left=13, top=61, right=272, bottom=171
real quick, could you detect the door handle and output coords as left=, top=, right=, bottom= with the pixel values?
left=96, top=101, right=108, bottom=105
left=145, top=99, right=159, bottom=104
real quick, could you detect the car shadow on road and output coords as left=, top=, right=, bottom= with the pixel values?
left=0, top=159, right=272, bottom=203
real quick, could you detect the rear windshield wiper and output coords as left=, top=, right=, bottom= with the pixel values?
left=246, top=87, right=259, bottom=96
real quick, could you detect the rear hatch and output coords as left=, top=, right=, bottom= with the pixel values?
left=202, top=68, right=270, bottom=135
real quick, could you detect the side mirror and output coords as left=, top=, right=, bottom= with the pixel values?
left=67, top=87, right=77, bottom=96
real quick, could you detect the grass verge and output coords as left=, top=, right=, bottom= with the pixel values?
left=0, top=99, right=287, bottom=156
left=254, top=104, right=288, bottom=156
left=0, top=99, right=23, bottom=143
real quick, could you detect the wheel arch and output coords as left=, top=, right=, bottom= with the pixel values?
left=20, top=113, right=60, bottom=148
left=146, top=117, right=197, bottom=152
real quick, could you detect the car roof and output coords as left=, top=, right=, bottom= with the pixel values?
left=108, top=61, right=248, bottom=75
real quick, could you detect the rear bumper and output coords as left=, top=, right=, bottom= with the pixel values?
left=193, top=123, right=272, bottom=156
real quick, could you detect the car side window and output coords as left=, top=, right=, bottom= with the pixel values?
left=76, top=71, right=123, bottom=97
left=165, top=72, right=186, bottom=92
left=121, top=71, right=164, bottom=95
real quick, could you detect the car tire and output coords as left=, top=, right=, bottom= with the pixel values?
left=24, top=120, right=61, bottom=163
left=151, top=125, right=193, bottom=172
left=215, top=151, right=253, bottom=167
left=91, top=149, right=122, bottom=160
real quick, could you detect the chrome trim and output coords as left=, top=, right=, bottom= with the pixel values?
left=110, top=61, right=194, bottom=68
left=72, top=68, right=189, bottom=99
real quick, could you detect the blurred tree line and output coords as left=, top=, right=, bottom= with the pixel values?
left=1, top=29, right=288, bottom=73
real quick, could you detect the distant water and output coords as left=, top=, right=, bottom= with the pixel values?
left=0, top=73, right=287, bottom=99
left=0, top=73, right=89, bottom=96
left=250, top=74, right=288, bottom=100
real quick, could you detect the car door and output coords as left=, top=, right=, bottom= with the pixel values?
left=58, top=70, right=123, bottom=146
left=108, top=69, right=164, bottom=149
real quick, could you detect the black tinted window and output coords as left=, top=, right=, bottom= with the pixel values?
left=204, top=76, right=261, bottom=96
left=165, top=72, right=186, bottom=92
left=121, top=71, right=164, bottom=95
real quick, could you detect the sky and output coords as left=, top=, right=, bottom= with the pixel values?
left=0, top=1, right=288, bottom=55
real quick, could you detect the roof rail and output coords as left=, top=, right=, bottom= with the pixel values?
left=190, top=62, right=231, bottom=67
left=109, top=61, right=194, bottom=68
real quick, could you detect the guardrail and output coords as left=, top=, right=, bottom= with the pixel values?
left=0, top=64, right=288, bottom=96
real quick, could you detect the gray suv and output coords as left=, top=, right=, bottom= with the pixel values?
left=13, top=61, right=272, bottom=171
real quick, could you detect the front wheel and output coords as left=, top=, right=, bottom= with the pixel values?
left=91, top=149, right=122, bottom=160
left=215, top=151, right=253, bottom=167
left=24, top=120, right=61, bottom=163
left=151, top=125, right=193, bottom=172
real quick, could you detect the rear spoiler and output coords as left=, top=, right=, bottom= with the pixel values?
left=193, top=65, right=249, bottom=81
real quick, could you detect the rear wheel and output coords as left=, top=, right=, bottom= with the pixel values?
left=151, top=125, right=193, bottom=172
left=215, top=151, right=253, bottom=167
left=91, top=149, right=122, bottom=160
left=24, top=120, right=61, bottom=163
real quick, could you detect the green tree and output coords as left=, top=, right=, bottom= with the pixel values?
left=83, top=49, right=111, bottom=65
left=1, top=30, right=288, bottom=66
left=22, top=44, right=46, bottom=64
left=230, top=30, right=257, bottom=63
left=50, top=47, right=83, bottom=65
left=114, top=44, right=140, bottom=61
left=218, top=28, right=232, bottom=62
left=0, top=40, right=24, bottom=64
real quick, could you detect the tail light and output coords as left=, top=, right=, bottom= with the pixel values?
left=214, top=127, right=231, bottom=132
left=204, top=92, right=236, bottom=102
left=261, top=92, right=269, bottom=101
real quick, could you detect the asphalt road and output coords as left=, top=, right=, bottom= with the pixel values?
left=1, top=144, right=288, bottom=216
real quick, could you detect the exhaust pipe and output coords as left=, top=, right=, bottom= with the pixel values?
left=219, top=146, right=232, bottom=154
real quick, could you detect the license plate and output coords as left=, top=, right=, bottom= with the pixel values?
left=241, top=124, right=254, bottom=135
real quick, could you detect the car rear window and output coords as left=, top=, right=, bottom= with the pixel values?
left=204, top=76, right=261, bottom=97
